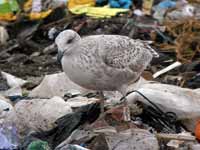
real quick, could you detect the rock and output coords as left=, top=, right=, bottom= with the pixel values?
left=29, top=72, right=91, bottom=98
left=127, top=82, right=200, bottom=131
left=15, top=96, right=72, bottom=133
left=1, top=71, right=27, bottom=88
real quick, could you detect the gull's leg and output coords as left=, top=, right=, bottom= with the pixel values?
left=123, top=96, right=131, bottom=121
left=119, top=85, right=131, bottom=122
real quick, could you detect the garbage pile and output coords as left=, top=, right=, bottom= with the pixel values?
left=0, top=0, right=200, bottom=149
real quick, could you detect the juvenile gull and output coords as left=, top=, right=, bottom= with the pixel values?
left=55, top=30, right=158, bottom=116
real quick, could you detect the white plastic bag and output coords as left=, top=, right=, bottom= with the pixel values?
left=127, top=82, right=200, bottom=131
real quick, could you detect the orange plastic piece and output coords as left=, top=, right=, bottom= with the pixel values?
left=0, top=13, right=16, bottom=21
left=68, top=0, right=95, bottom=9
left=29, top=9, right=52, bottom=20
left=195, top=120, right=200, bottom=140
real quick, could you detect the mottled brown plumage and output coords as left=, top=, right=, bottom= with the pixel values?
left=55, top=30, right=158, bottom=96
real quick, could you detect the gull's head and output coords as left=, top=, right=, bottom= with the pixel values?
left=55, top=30, right=81, bottom=64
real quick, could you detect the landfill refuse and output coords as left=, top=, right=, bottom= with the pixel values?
left=0, top=26, right=9, bottom=45
left=166, top=4, right=195, bottom=20
left=0, top=0, right=19, bottom=21
left=127, top=82, right=200, bottom=131
left=0, top=124, right=19, bottom=149
left=29, top=72, right=90, bottom=98
left=0, top=0, right=200, bottom=149
left=0, top=99, right=17, bottom=125
left=152, top=0, right=177, bottom=22
left=57, top=144, right=90, bottom=150
left=103, top=129, right=159, bottom=150
left=109, top=0, right=132, bottom=9
left=27, top=140, right=50, bottom=150
left=142, top=0, right=154, bottom=15
left=1, top=71, right=27, bottom=88
left=15, top=96, right=72, bottom=133
left=195, top=120, right=200, bottom=140
left=3, top=86, right=22, bottom=97
left=30, top=103, right=100, bottom=148
left=69, top=6, right=129, bottom=18
left=67, top=0, right=95, bottom=9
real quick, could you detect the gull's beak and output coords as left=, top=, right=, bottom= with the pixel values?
left=57, top=50, right=64, bottom=65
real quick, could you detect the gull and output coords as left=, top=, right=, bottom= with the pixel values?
left=55, top=30, right=158, bottom=117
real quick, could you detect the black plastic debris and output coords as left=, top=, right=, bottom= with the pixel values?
left=27, top=103, right=100, bottom=149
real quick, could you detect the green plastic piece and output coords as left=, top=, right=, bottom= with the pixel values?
left=0, top=0, right=19, bottom=14
left=27, top=140, right=50, bottom=150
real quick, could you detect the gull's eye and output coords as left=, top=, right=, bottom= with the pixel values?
left=67, top=39, right=73, bottom=44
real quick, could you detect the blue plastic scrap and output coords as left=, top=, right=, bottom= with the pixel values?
left=109, top=0, right=132, bottom=8
left=96, top=0, right=132, bottom=9
left=157, top=0, right=176, bottom=9
left=0, top=125, right=19, bottom=150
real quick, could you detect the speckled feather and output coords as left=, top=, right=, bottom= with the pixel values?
left=55, top=30, right=158, bottom=95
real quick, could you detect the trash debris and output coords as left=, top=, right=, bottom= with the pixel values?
left=30, top=103, right=100, bottom=148
left=0, top=0, right=19, bottom=21
left=0, top=124, right=19, bottom=149
left=152, top=0, right=177, bottom=22
left=57, top=144, right=90, bottom=150
left=195, top=120, right=200, bottom=140
left=167, top=140, right=184, bottom=149
left=27, top=140, right=50, bottom=150
left=0, top=26, right=9, bottom=45
left=127, top=82, right=200, bottom=131
left=70, top=6, right=129, bottom=18
left=158, top=18, right=200, bottom=62
left=0, top=0, right=200, bottom=149
left=66, top=96, right=100, bottom=108
left=15, top=96, right=72, bottom=133
left=29, top=73, right=90, bottom=98
left=3, top=87, right=23, bottom=98
left=68, top=0, right=95, bottom=9
left=1, top=71, right=27, bottom=88
left=142, top=0, right=154, bottom=15
left=167, top=4, right=195, bottom=20
left=156, top=132, right=196, bottom=141
left=191, top=144, right=200, bottom=150
left=153, top=61, right=182, bottom=78
left=94, top=129, right=159, bottom=150
left=0, top=99, right=17, bottom=125
left=109, top=0, right=132, bottom=9
left=0, top=94, right=12, bottom=104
